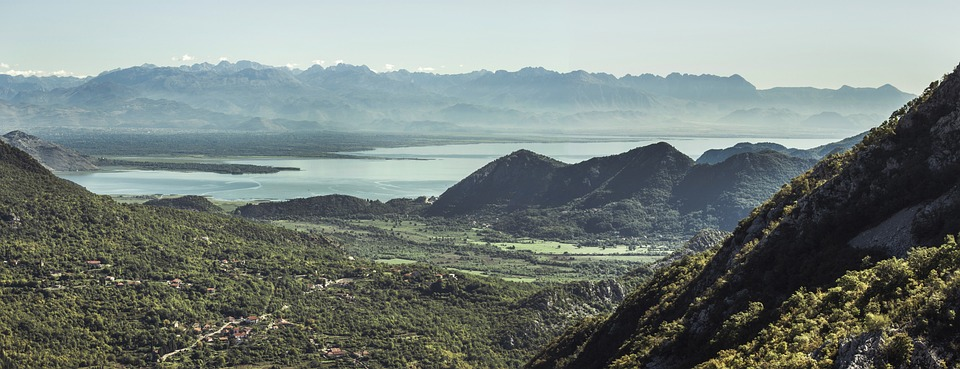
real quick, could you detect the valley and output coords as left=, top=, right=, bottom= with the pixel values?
left=259, top=217, right=666, bottom=282
left=1, top=42, right=955, bottom=369
left=47, top=133, right=851, bottom=285
left=0, top=118, right=881, bottom=367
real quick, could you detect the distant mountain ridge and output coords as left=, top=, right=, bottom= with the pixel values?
left=0, top=61, right=913, bottom=136
left=696, top=131, right=868, bottom=164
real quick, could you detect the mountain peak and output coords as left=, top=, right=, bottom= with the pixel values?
left=426, top=150, right=566, bottom=215
left=506, top=148, right=543, bottom=158
left=2, top=130, right=33, bottom=141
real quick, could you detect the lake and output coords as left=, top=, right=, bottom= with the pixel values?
left=58, top=137, right=841, bottom=201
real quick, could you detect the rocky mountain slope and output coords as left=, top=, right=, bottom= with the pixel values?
left=526, top=64, right=960, bottom=369
left=0, top=130, right=98, bottom=171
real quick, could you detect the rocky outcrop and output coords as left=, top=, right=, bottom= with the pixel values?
left=0, top=130, right=98, bottom=171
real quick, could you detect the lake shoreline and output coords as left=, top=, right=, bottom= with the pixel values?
left=57, top=137, right=844, bottom=202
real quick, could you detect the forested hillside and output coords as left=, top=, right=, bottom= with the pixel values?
left=527, top=64, right=960, bottom=369
left=0, top=140, right=624, bottom=368
left=235, top=194, right=431, bottom=220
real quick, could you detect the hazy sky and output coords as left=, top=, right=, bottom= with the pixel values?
left=2, top=0, right=958, bottom=93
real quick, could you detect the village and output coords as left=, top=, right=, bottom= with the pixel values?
left=10, top=254, right=465, bottom=365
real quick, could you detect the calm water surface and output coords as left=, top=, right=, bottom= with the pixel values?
left=58, top=138, right=840, bottom=201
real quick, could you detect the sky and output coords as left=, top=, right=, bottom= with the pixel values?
left=2, top=0, right=959, bottom=94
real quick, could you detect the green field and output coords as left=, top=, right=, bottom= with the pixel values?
left=109, top=196, right=675, bottom=282
left=271, top=218, right=673, bottom=283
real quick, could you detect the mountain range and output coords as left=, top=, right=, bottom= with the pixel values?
left=0, top=61, right=914, bottom=136
left=527, top=63, right=960, bottom=369
left=427, top=143, right=820, bottom=235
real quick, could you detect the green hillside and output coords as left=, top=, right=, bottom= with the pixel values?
left=0, top=140, right=621, bottom=368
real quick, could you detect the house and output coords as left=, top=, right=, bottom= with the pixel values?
left=85, top=260, right=102, bottom=268
left=325, top=347, right=347, bottom=358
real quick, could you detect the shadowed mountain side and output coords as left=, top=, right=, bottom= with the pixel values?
left=427, top=142, right=816, bottom=238
left=425, top=150, right=567, bottom=215
left=675, top=151, right=818, bottom=229
left=427, top=144, right=696, bottom=217
left=557, top=143, right=693, bottom=208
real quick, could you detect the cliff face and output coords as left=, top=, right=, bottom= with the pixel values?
left=527, top=64, right=960, bottom=369
left=0, top=130, right=98, bottom=171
